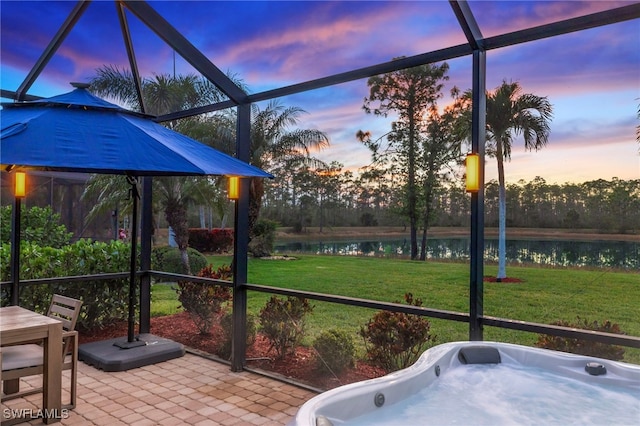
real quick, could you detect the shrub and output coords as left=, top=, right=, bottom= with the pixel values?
left=150, top=246, right=171, bottom=271
left=218, top=311, right=257, bottom=360
left=188, top=228, right=234, bottom=253
left=0, top=239, right=130, bottom=330
left=175, top=264, right=232, bottom=334
left=0, top=205, right=72, bottom=248
left=292, top=221, right=304, bottom=233
left=259, top=296, right=314, bottom=359
left=58, top=239, right=132, bottom=330
left=152, top=246, right=207, bottom=276
left=535, top=317, right=626, bottom=361
left=249, top=219, right=278, bottom=257
left=209, top=228, right=234, bottom=253
left=313, top=329, right=355, bottom=375
left=360, top=293, right=436, bottom=372
left=187, top=229, right=210, bottom=252
left=359, top=212, right=378, bottom=227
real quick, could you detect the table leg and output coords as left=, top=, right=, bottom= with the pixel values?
left=3, top=378, right=20, bottom=394
left=42, top=323, right=62, bottom=424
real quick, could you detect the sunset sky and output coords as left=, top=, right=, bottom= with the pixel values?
left=1, top=1, right=638, bottom=185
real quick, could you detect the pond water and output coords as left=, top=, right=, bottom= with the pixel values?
left=274, top=237, right=639, bottom=269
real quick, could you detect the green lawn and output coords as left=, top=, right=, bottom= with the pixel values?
left=150, top=283, right=182, bottom=317
left=151, top=255, right=639, bottom=363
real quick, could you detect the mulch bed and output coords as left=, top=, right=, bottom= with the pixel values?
left=79, top=311, right=386, bottom=390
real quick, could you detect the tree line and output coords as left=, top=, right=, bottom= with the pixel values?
left=261, top=172, right=640, bottom=234
left=9, top=171, right=636, bottom=242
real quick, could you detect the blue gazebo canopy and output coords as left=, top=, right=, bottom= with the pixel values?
left=1, top=86, right=272, bottom=178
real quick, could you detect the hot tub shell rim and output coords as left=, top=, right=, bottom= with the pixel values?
left=290, top=341, right=640, bottom=426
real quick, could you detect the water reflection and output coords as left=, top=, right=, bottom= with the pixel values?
left=274, top=238, right=638, bottom=269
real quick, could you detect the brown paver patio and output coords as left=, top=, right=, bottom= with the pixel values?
left=1, top=352, right=316, bottom=425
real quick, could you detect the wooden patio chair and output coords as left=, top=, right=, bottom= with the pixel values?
left=1, top=294, right=83, bottom=409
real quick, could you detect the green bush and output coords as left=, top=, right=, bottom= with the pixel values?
left=0, top=239, right=131, bottom=330
left=535, top=317, right=626, bottom=361
left=359, top=212, right=378, bottom=227
left=218, top=311, right=257, bottom=360
left=259, top=296, right=314, bottom=360
left=151, top=246, right=171, bottom=275
left=151, top=246, right=207, bottom=276
left=313, top=329, right=355, bottom=375
left=175, top=264, right=232, bottom=334
left=360, top=293, right=436, bottom=372
left=0, top=205, right=72, bottom=248
left=249, top=219, right=278, bottom=257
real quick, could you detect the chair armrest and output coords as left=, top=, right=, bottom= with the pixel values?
left=62, top=330, right=78, bottom=357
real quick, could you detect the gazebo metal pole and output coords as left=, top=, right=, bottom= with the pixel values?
left=114, top=176, right=146, bottom=348
left=127, top=177, right=139, bottom=343
left=139, top=177, right=153, bottom=334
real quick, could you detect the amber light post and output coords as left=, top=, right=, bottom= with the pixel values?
left=14, top=171, right=26, bottom=197
left=10, top=171, right=27, bottom=305
left=465, top=153, right=480, bottom=193
left=228, top=176, right=240, bottom=200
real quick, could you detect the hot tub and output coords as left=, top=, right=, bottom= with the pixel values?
left=290, top=341, right=640, bottom=426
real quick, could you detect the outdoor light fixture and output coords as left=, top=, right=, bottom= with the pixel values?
left=228, top=176, right=240, bottom=200
left=14, top=171, right=26, bottom=198
left=465, top=153, right=480, bottom=193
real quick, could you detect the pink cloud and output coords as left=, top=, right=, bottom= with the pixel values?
left=501, top=138, right=638, bottom=184
left=472, top=1, right=636, bottom=38
left=532, top=1, right=635, bottom=23
left=209, top=3, right=464, bottom=86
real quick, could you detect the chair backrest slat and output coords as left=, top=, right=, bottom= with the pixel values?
left=47, top=294, right=83, bottom=332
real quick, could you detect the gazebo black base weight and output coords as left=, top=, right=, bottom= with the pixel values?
left=113, top=338, right=147, bottom=349
left=79, top=334, right=185, bottom=372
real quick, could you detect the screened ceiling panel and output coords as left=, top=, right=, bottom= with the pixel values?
left=1, top=1, right=637, bottom=99
left=469, top=0, right=638, bottom=38
left=145, top=1, right=468, bottom=93
left=1, top=1, right=638, bottom=182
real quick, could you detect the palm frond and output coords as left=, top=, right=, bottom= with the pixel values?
left=89, top=65, right=140, bottom=109
left=81, top=175, right=133, bottom=224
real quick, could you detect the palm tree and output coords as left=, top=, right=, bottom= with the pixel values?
left=85, top=65, right=230, bottom=274
left=215, top=101, right=329, bottom=256
left=459, top=81, right=553, bottom=280
left=82, top=175, right=221, bottom=272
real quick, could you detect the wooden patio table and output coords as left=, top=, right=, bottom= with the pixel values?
left=1, top=305, right=63, bottom=424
